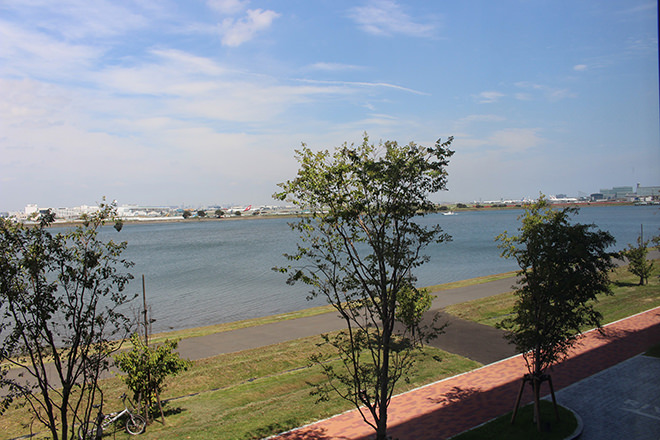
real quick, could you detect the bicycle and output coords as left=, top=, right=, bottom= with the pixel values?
left=78, top=393, right=146, bottom=439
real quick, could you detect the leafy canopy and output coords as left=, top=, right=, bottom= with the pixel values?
left=115, top=334, right=190, bottom=417
left=275, top=134, right=453, bottom=439
left=0, top=200, right=134, bottom=440
left=497, top=196, right=616, bottom=376
left=621, top=235, right=654, bottom=286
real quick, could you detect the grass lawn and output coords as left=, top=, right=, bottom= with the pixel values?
left=3, top=261, right=657, bottom=440
left=443, top=260, right=660, bottom=328
left=1, top=333, right=480, bottom=440
left=451, top=400, right=578, bottom=440
left=146, top=304, right=336, bottom=345
left=425, top=271, right=518, bottom=292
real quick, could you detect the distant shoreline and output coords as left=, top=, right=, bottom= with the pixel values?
left=41, top=200, right=639, bottom=228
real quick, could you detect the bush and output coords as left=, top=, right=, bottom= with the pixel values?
left=115, top=334, right=191, bottom=420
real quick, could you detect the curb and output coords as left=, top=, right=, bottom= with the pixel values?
left=561, top=405, right=584, bottom=440
left=446, top=403, right=584, bottom=440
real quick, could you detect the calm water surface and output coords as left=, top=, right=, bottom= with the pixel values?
left=101, top=205, right=659, bottom=332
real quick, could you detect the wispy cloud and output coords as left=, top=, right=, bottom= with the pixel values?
left=297, top=78, right=429, bottom=96
left=150, top=49, right=228, bottom=77
left=455, top=127, right=543, bottom=154
left=454, top=114, right=507, bottom=130
left=0, top=20, right=100, bottom=79
left=306, top=62, right=365, bottom=72
left=618, top=2, right=657, bottom=15
left=476, top=91, right=505, bottom=104
left=1, top=0, right=149, bottom=40
left=207, top=0, right=249, bottom=15
left=515, top=82, right=575, bottom=102
left=489, top=128, right=542, bottom=153
left=219, top=8, right=280, bottom=46
left=349, top=0, right=437, bottom=37
left=461, top=114, right=506, bottom=123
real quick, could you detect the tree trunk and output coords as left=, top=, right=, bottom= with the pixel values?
left=376, top=307, right=392, bottom=440
left=533, top=346, right=543, bottom=432
left=533, top=375, right=541, bottom=432
left=156, top=390, right=166, bottom=424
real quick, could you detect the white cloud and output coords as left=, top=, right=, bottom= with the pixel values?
left=0, top=78, right=72, bottom=126
left=0, top=74, right=307, bottom=207
left=92, top=50, right=231, bottom=99
left=207, top=0, right=249, bottom=15
left=454, top=127, right=543, bottom=154
left=476, top=91, right=505, bottom=104
left=92, top=61, right=356, bottom=125
left=488, top=128, right=542, bottom=153
left=573, top=64, right=588, bottom=71
left=219, top=8, right=280, bottom=46
left=349, top=0, right=436, bottom=37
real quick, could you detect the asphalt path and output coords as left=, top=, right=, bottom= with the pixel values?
left=177, top=276, right=519, bottom=364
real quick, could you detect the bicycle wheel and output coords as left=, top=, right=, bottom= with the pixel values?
left=125, top=413, right=146, bottom=435
left=78, top=422, right=101, bottom=440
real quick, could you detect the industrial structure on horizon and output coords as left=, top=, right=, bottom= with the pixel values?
left=2, top=184, right=659, bottom=222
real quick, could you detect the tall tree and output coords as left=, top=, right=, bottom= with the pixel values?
left=275, top=134, right=453, bottom=440
left=0, top=201, right=135, bottom=440
left=496, top=196, right=616, bottom=431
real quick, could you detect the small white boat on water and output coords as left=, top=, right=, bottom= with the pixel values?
left=442, top=211, right=456, bottom=216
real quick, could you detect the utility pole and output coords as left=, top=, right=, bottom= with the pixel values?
left=142, top=274, right=149, bottom=346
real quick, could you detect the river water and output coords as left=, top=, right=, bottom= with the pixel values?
left=99, top=205, right=659, bottom=333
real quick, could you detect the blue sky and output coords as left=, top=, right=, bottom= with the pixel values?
left=0, top=0, right=658, bottom=211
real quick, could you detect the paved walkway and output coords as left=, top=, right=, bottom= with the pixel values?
left=269, top=306, right=660, bottom=440
left=554, top=354, right=660, bottom=440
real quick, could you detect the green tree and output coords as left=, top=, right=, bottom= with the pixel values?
left=0, top=201, right=134, bottom=440
left=215, top=209, right=225, bottom=218
left=275, top=134, right=453, bottom=440
left=182, top=210, right=191, bottom=219
left=114, top=334, right=190, bottom=422
left=197, top=210, right=207, bottom=218
left=621, top=232, right=654, bottom=285
left=496, top=196, right=616, bottom=431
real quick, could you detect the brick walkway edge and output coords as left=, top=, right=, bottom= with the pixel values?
left=269, top=306, right=660, bottom=440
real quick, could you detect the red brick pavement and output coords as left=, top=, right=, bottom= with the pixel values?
left=270, top=306, right=660, bottom=440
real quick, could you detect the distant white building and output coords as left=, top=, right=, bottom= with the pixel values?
left=53, top=207, right=80, bottom=219
left=25, top=204, right=38, bottom=216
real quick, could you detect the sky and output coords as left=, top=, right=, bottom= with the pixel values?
left=0, top=0, right=658, bottom=211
